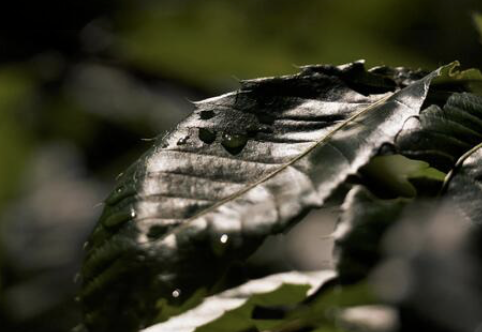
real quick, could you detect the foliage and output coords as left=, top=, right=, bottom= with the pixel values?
left=78, top=60, right=482, bottom=332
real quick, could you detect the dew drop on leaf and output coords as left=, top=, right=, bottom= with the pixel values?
left=198, top=128, right=217, bottom=144
left=172, top=289, right=181, bottom=298
left=221, top=133, right=248, bottom=155
left=147, top=225, right=167, bottom=240
left=177, top=136, right=190, bottom=145
left=200, top=110, right=216, bottom=120
left=220, top=234, right=229, bottom=244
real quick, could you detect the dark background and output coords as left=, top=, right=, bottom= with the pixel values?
left=0, top=1, right=481, bottom=331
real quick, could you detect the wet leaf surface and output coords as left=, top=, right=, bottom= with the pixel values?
left=79, top=61, right=448, bottom=331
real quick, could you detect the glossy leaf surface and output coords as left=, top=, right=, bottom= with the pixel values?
left=79, top=62, right=446, bottom=331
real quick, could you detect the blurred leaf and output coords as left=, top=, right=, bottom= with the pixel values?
left=0, top=66, right=36, bottom=205
left=79, top=62, right=447, bottom=331
left=373, top=203, right=482, bottom=332
left=360, top=155, right=445, bottom=198
left=142, top=270, right=335, bottom=332
left=474, top=13, right=482, bottom=43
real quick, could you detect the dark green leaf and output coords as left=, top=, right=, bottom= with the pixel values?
left=79, top=62, right=450, bottom=331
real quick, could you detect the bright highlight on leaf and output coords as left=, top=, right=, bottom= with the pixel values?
left=143, top=271, right=335, bottom=332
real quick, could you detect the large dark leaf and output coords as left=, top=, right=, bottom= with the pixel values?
left=79, top=61, right=446, bottom=331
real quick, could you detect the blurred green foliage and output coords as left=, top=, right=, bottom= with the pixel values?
left=0, top=67, right=35, bottom=206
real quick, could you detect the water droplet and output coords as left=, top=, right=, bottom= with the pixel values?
left=221, top=132, right=248, bottom=155
left=198, top=128, right=216, bottom=144
left=147, top=225, right=167, bottom=239
left=220, top=234, right=229, bottom=244
left=130, top=208, right=136, bottom=219
left=116, top=187, right=123, bottom=194
left=200, top=110, right=215, bottom=120
left=172, top=289, right=181, bottom=298
left=258, top=125, right=273, bottom=133
left=177, top=136, right=190, bottom=145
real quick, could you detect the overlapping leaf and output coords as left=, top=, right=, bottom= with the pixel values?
left=334, top=186, right=408, bottom=284
left=396, top=92, right=482, bottom=173
left=442, top=143, right=482, bottom=225
left=79, top=61, right=448, bottom=331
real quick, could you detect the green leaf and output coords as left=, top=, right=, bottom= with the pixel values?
left=396, top=92, right=482, bottom=173
left=267, top=281, right=380, bottom=332
left=334, top=186, right=408, bottom=284
left=141, top=270, right=336, bottom=332
left=359, top=154, right=445, bottom=198
left=432, top=61, right=482, bottom=94
left=79, top=62, right=452, bottom=331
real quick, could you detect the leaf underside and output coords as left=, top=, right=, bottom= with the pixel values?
left=79, top=61, right=444, bottom=331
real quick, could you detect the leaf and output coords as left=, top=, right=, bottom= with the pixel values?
left=432, top=61, right=482, bottom=94
left=334, top=186, right=408, bottom=284
left=141, top=270, right=336, bottom=332
left=266, top=280, right=380, bottom=332
left=79, top=61, right=450, bottom=331
left=441, top=142, right=482, bottom=225
left=359, top=154, right=445, bottom=198
left=395, top=92, right=482, bottom=173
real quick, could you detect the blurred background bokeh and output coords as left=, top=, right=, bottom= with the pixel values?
left=1, top=1, right=481, bottom=331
